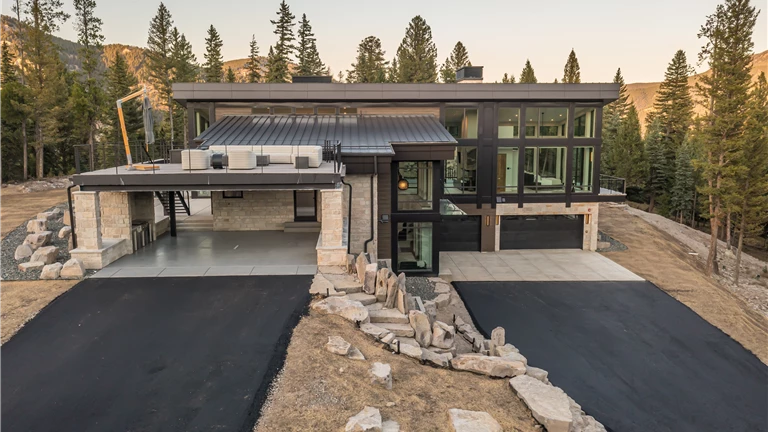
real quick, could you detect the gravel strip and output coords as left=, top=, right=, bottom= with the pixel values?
left=597, top=231, right=628, bottom=252
left=406, top=276, right=437, bottom=301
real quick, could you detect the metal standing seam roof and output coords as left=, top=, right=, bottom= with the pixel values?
left=194, top=115, right=458, bottom=155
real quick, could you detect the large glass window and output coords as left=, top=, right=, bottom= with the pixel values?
left=397, top=161, right=433, bottom=211
left=396, top=222, right=433, bottom=272
left=574, top=107, right=596, bottom=138
left=496, top=147, right=520, bottom=193
left=572, top=146, right=594, bottom=193
left=524, top=107, right=568, bottom=138
left=444, top=147, right=477, bottom=195
left=445, top=108, right=478, bottom=139
left=498, top=107, right=520, bottom=138
left=523, top=147, right=567, bottom=193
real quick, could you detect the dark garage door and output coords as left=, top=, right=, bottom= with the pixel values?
left=440, top=216, right=481, bottom=251
left=500, top=215, right=583, bottom=249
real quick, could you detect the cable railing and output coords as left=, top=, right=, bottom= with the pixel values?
left=599, top=175, right=626, bottom=196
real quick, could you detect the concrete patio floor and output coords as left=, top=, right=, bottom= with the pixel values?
left=440, top=249, right=643, bottom=282
left=92, top=231, right=318, bottom=278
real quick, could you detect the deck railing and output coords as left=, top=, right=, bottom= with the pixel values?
left=599, top=174, right=626, bottom=196
left=73, top=141, right=175, bottom=174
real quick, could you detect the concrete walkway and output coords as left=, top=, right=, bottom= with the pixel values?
left=440, top=249, right=643, bottom=282
left=92, top=231, right=318, bottom=278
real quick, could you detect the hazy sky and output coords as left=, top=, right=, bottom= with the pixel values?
left=3, top=0, right=766, bottom=83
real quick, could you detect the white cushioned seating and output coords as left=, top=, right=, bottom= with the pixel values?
left=208, top=145, right=254, bottom=153
left=227, top=149, right=258, bottom=170
left=291, top=145, right=323, bottom=168
left=263, top=146, right=294, bottom=164
left=180, top=150, right=211, bottom=170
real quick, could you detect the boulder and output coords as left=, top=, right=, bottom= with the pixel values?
left=408, top=310, right=432, bottom=347
left=370, top=362, right=392, bottom=390
left=24, top=231, right=53, bottom=250
left=347, top=347, right=366, bottom=361
left=431, top=321, right=456, bottom=349
left=58, top=226, right=72, bottom=239
left=525, top=366, right=550, bottom=384
left=18, top=261, right=45, bottom=272
left=345, top=406, right=382, bottom=432
left=369, top=309, right=409, bottom=324
left=380, top=333, right=396, bottom=345
left=375, top=268, right=391, bottom=302
left=26, top=219, right=48, bottom=233
left=447, top=409, right=502, bottom=432
left=509, top=375, right=572, bottom=432
left=312, top=296, right=370, bottom=324
left=363, top=263, right=378, bottom=295
left=40, top=263, right=64, bottom=280
left=360, top=323, right=390, bottom=339
left=462, top=331, right=485, bottom=352
left=434, top=282, right=451, bottom=294
left=14, top=244, right=34, bottom=260
left=310, top=273, right=343, bottom=296
left=60, top=258, right=86, bottom=280
left=37, top=211, right=58, bottom=221
left=382, top=420, right=400, bottom=432
left=378, top=323, right=414, bottom=338
left=490, top=327, right=505, bottom=355
left=501, top=351, right=528, bottom=365
left=395, top=341, right=422, bottom=360
left=384, top=275, right=398, bottom=308
left=63, top=210, right=71, bottom=226
left=348, top=292, right=377, bottom=306
left=355, top=253, right=370, bottom=284
left=326, top=336, right=352, bottom=356
left=495, top=343, right=519, bottom=357
left=451, top=354, right=526, bottom=378
left=427, top=345, right=457, bottom=357
left=423, top=300, right=437, bottom=323
left=50, top=207, right=64, bottom=217
left=434, top=293, right=450, bottom=309
left=421, top=348, right=451, bottom=368
left=347, top=254, right=356, bottom=274
left=30, top=246, right=58, bottom=265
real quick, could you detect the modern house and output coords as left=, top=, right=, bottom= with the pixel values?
left=70, top=68, right=624, bottom=276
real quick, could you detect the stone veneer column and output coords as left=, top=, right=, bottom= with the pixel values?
left=320, top=187, right=344, bottom=248
left=73, top=191, right=102, bottom=250
left=99, top=192, right=133, bottom=244
left=130, top=192, right=157, bottom=240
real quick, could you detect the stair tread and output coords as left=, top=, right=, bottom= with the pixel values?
left=369, top=308, right=409, bottom=324
left=347, top=292, right=377, bottom=306
left=377, top=323, right=415, bottom=337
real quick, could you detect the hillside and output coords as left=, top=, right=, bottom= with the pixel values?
left=626, top=49, right=768, bottom=131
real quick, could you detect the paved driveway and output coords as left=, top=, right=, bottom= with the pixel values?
left=454, top=280, right=768, bottom=432
left=2, top=275, right=311, bottom=432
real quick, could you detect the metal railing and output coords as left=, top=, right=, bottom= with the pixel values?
left=599, top=174, right=626, bottom=195
left=74, top=141, right=176, bottom=174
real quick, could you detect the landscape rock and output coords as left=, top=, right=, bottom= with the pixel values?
left=367, top=303, right=384, bottom=311
left=370, top=362, right=392, bottom=389
left=421, top=348, right=451, bottom=367
left=525, top=366, right=550, bottom=384
left=462, top=331, right=485, bottom=351
left=447, top=408, right=502, bottom=432
left=50, top=207, right=64, bottom=217
left=423, top=300, right=437, bottom=323
left=58, top=226, right=72, bottom=239
left=347, top=347, right=366, bottom=361
left=345, top=406, right=382, bottom=432
left=408, top=310, right=432, bottom=347
left=395, top=341, right=422, bottom=360
left=63, top=210, right=71, bottom=226
left=434, top=282, right=451, bottom=294
left=30, top=246, right=58, bottom=264
left=384, top=274, right=398, bottom=308
left=382, top=420, right=400, bottom=432
left=378, top=323, right=414, bottom=337
left=347, top=254, right=356, bottom=274
left=18, top=261, right=45, bottom=272
left=310, top=273, right=342, bottom=296
left=363, top=263, right=378, bottom=295
left=37, top=211, right=58, bottom=221
left=375, top=268, right=391, bottom=302
left=14, top=244, right=34, bottom=260
left=451, top=354, right=526, bottom=378
left=369, top=309, right=409, bottom=324
left=355, top=253, right=370, bottom=285
left=60, top=258, right=86, bottom=280
left=328, top=274, right=364, bottom=294
left=26, top=219, right=48, bottom=233
left=394, top=273, right=409, bottom=314
left=348, top=292, right=378, bottom=306
left=312, top=296, right=370, bottom=324
left=490, top=327, right=505, bottom=355
left=24, top=231, right=53, bottom=250
left=495, top=343, right=520, bottom=357
left=380, top=333, right=396, bottom=344
left=501, top=351, right=528, bottom=365
left=427, top=345, right=457, bottom=357
left=360, top=323, right=390, bottom=339
left=434, top=293, right=451, bottom=309
left=326, top=336, right=352, bottom=355
left=431, top=321, right=456, bottom=349
left=509, top=375, right=572, bottom=432
left=40, top=262, right=63, bottom=280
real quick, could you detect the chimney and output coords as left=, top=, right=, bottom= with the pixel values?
left=291, top=75, right=333, bottom=83
left=456, top=66, right=483, bottom=83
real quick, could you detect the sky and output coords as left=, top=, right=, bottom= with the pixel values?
left=3, top=0, right=767, bottom=83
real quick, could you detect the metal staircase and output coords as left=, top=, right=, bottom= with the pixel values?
left=154, top=191, right=191, bottom=216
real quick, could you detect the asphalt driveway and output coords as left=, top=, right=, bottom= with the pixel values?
left=454, top=281, right=768, bottom=432
left=2, top=275, right=311, bottom=432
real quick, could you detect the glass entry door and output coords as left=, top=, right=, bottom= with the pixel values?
left=395, top=222, right=434, bottom=272
left=294, top=190, right=317, bottom=221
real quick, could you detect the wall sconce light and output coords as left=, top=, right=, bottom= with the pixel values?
left=379, top=214, right=390, bottom=224
left=397, top=178, right=409, bottom=191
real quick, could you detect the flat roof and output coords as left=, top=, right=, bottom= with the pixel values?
left=195, top=115, right=457, bottom=156
left=72, top=162, right=344, bottom=191
left=173, top=82, right=620, bottom=105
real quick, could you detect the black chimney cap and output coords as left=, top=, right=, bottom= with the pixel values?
left=456, top=66, right=483, bottom=82
left=291, top=75, right=333, bottom=83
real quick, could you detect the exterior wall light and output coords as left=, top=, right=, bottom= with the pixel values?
left=397, top=178, right=409, bottom=190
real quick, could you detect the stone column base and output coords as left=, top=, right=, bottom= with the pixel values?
left=70, top=238, right=131, bottom=270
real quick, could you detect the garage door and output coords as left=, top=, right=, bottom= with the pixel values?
left=440, top=216, right=481, bottom=251
left=500, top=215, right=583, bottom=249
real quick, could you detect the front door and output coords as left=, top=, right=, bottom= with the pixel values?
left=294, top=190, right=317, bottom=221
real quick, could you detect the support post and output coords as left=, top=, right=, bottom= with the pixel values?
left=168, top=191, right=177, bottom=237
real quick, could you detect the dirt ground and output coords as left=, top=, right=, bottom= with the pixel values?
left=1, top=280, right=78, bottom=344
left=599, top=204, right=768, bottom=365
left=254, top=312, right=538, bottom=432
left=1, top=185, right=69, bottom=237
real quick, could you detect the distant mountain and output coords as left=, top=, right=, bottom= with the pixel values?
left=626, top=49, right=768, bottom=132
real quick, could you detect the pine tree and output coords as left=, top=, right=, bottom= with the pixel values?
left=72, top=0, right=105, bottom=170
left=394, top=16, right=438, bottom=83
left=611, top=104, right=646, bottom=188
left=105, top=52, right=143, bottom=145
left=245, top=35, right=262, bottom=83
left=388, top=56, right=399, bottom=83
left=1, top=42, right=26, bottom=181
left=23, top=0, right=70, bottom=178
left=439, top=41, right=470, bottom=83
left=170, top=27, right=197, bottom=145
left=645, top=118, right=672, bottom=212
left=562, top=49, right=581, bottom=83
left=267, top=0, right=295, bottom=83
left=348, top=36, right=388, bottom=83
left=295, top=14, right=326, bottom=76
left=519, top=60, right=537, bottom=83
left=146, top=3, right=174, bottom=114
left=601, top=68, right=632, bottom=176
left=670, top=139, right=697, bottom=224
left=651, top=50, right=694, bottom=152
left=11, top=0, right=31, bottom=180
left=501, top=73, right=515, bottom=84
left=203, top=25, right=224, bottom=83
left=225, top=66, right=236, bottom=83
left=440, top=58, right=454, bottom=83
left=694, top=0, right=759, bottom=276
left=1, top=41, right=17, bottom=85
